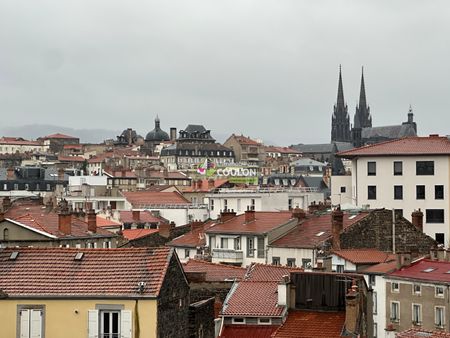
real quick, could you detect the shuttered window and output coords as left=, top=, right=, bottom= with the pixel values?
left=88, top=309, right=131, bottom=338
left=19, top=309, right=43, bottom=338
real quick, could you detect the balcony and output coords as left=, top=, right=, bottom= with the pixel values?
left=212, top=248, right=243, bottom=264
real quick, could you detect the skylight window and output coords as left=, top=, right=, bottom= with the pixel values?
left=349, top=215, right=357, bottom=219
left=422, top=268, right=436, bottom=273
left=9, top=251, right=19, bottom=260
left=316, top=231, right=325, bottom=237
left=74, top=252, right=84, bottom=261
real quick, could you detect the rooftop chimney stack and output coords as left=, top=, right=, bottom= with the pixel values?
left=245, top=206, right=256, bottom=223
left=2, top=196, right=12, bottom=211
left=292, top=207, right=306, bottom=221
left=170, top=128, right=177, bottom=141
left=58, top=210, right=72, bottom=235
left=411, top=209, right=424, bottom=232
left=344, top=280, right=360, bottom=335
left=220, top=209, right=237, bottom=223
left=132, top=210, right=140, bottom=222
left=87, top=209, right=97, bottom=233
left=277, top=275, right=290, bottom=307
left=331, top=206, right=344, bottom=250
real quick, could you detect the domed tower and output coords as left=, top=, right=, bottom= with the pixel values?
left=144, top=116, right=170, bottom=155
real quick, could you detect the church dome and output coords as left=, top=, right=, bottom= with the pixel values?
left=145, top=116, right=170, bottom=142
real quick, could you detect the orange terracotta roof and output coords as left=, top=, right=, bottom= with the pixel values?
left=0, top=138, right=42, bottom=146
left=183, top=259, right=246, bottom=282
left=206, top=212, right=295, bottom=235
left=338, top=135, right=450, bottom=157
left=332, top=249, right=396, bottom=265
left=123, top=191, right=191, bottom=207
left=244, top=263, right=303, bottom=282
left=269, top=212, right=368, bottom=249
left=104, top=169, right=137, bottom=178
left=44, top=133, right=78, bottom=139
left=4, top=203, right=115, bottom=239
left=397, top=328, right=450, bottom=337
left=220, top=325, right=279, bottom=338
left=182, top=179, right=229, bottom=193
left=58, top=155, right=85, bottom=162
left=272, top=310, right=345, bottom=337
left=122, top=228, right=159, bottom=240
left=388, top=259, right=450, bottom=283
left=63, top=144, right=82, bottom=149
left=119, top=210, right=163, bottom=224
left=167, top=221, right=215, bottom=248
left=96, top=216, right=121, bottom=228
left=361, top=260, right=398, bottom=274
left=233, top=135, right=260, bottom=145
left=0, top=247, right=173, bottom=297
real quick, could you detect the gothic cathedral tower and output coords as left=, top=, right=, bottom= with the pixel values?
left=331, top=66, right=351, bottom=143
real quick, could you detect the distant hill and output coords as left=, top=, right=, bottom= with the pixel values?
left=0, top=124, right=121, bottom=143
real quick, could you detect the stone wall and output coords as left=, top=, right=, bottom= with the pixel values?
left=188, top=298, right=215, bottom=338
left=121, top=224, right=190, bottom=248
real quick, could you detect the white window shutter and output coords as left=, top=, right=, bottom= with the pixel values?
left=88, top=310, right=99, bottom=338
left=120, top=310, right=132, bottom=338
left=20, top=310, right=30, bottom=338
left=30, top=310, right=42, bottom=338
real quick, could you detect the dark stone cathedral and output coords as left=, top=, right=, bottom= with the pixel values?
left=331, top=66, right=417, bottom=147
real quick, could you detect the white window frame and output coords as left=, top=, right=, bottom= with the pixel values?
left=412, top=303, right=422, bottom=325
left=373, top=291, right=377, bottom=315
left=232, top=317, right=246, bottom=324
left=391, top=282, right=399, bottom=293
left=436, top=286, right=445, bottom=298
left=88, top=306, right=131, bottom=338
left=390, top=301, right=400, bottom=323
left=435, top=306, right=445, bottom=328
left=413, top=284, right=421, bottom=295
left=258, top=318, right=272, bottom=325
left=18, top=305, right=45, bottom=338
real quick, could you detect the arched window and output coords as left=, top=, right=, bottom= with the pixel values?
left=3, top=228, right=9, bottom=240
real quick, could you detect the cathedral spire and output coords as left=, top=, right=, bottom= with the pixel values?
left=359, top=67, right=367, bottom=109
left=331, top=65, right=351, bottom=143
left=337, top=64, right=345, bottom=109
left=354, top=66, right=372, bottom=129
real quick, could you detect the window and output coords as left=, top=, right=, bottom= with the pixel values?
left=435, top=306, right=445, bottom=328
left=302, top=258, right=312, bottom=269
left=435, top=233, right=445, bottom=245
left=435, top=286, right=444, bottom=298
left=373, top=291, right=377, bottom=314
left=336, top=264, right=344, bottom=273
left=373, top=323, right=377, bottom=338
left=287, top=258, right=296, bottom=267
left=257, top=237, right=265, bottom=258
left=412, top=304, right=422, bottom=325
left=234, top=237, right=241, bottom=250
left=413, top=284, right=421, bottom=295
left=18, top=306, right=44, bottom=338
left=3, top=228, right=9, bottom=240
left=272, top=257, right=280, bottom=265
left=368, top=186, right=377, bottom=200
left=288, top=198, right=293, bottom=210
left=390, top=301, right=400, bottom=322
left=103, top=241, right=111, bottom=249
left=391, top=282, right=399, bottom=293
left=367, top=161, right=376, bottom=176
left=394, top=209, right=403, bottom=218
left=426, top=209, right=444, bottom=223
left=247, top=237, right=254, bottom=257
left=369, top=275, right=376, bottom=287
left=340, top=186, right=346, bottom=193
left=393, top=161, right=403, bottom=175
left=88, top=307, right=131, bottom=338
left=435, top=185, right=444, bottom=199
left=258, top=318, right=272, bottom=325
left=184, top=249, right=190, bottom=259
left=416, top=185, right=425, bottom=199
left=223, top=199, right=228, bottom=210
left=416, top=161, right=434, bottom=175
left=210, top=199, right=214, bottom=211
left=232, top=318, right=245, bottom=324
left=394, top=185, right=403, bottom=200
left=221, top=238, right=229, bottom=249
left=251, top=199, right=255, bottom=209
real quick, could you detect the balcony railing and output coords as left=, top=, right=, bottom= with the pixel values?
left=212, top=248, right=243, bottom=262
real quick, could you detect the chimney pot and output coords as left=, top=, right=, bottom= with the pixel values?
left=331, top=207, right=344, bottom=250
left=132, top=210, right=140, bottom=222
left=245, top=208, right=256, bottom=223
left=87, top=209, right=97, bottom=233
left=411, top=209, right=424, bottom=232
left=58, top=212, right=72, bottom=235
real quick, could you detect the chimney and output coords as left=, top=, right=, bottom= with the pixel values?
left=132, top=210, right=140, bottom=222
left=395, top=252, right=412, bottom=269
left=170, top=128, right=177, bottom=141
left=159, top=222, right=175, bottom=238
left=58, top=211, right=72, bottom=235
left=2, top=197, right=12, bottom=211
left=292, top=207, right=306, bottom=221
left=190, top=220, right=204, bottom=232
left=208, top=178, right=215, bottom=189
left=0, top=211, right=4, bottom=222
left=331, top=207, right=344, bottom=250
left=411, top=209, right=424, bottom=232
left=220, top=209, right=237, bottom=223
left=344, top=280, right=360, bottom=335
left=277, top=275, right=290, bottom=307
left=245, top=206, right=256, bottom=223
left=436, top=248, right=445, bottom=261
left=6, top=167, right=15, bottom=180
left=86, top=209, right=97, bottom=233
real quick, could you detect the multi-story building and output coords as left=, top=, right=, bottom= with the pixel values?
left=39, top=133, right=80, bottom=154
left=0, top=137, right=49, bottom=154
left=205, top=187, right=324, bottom=219
left=385, top=258, right=450, bottom=335
left=333, top=135, right=450, bottom=246
left=223, top=134, right=265, bottom=167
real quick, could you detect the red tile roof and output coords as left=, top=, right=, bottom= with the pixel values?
left=182, top=179, right=229, bottom=193
left=96, top=216, right=121, bottom=228
left=332, top=249, right=396, bottom=265
left=63, top=144, right=83, bottom=149
left=183, top=259, right=246, bottom=282
left=147, top=171, right=188, bottom=179
left=4, top=202, right=114, bottom=239
left=361, top=260, right=398, bottom=274
left=44, top=133, right=78, bottom=139
left=264, top=146, right=301, bottom=155
left=0, top=137, right=42, bottom=146
left=396, top=328, right=450, bottom=338
left=244, top=263, right=303, bottom=282
left=122, top=191, right=191, bottom=207
left=222, top=281, right=285, bottom=317
left=122, top=228, right=159, bottom=240
left=206, top=212, right=295, bottom=235
left=272, top=310, right=345, bottom=337
left=167, top=221, right=216, bottom=248
left=58, top=155, right=85, bottom=162
left=233, top=135, right=260, bottom=146
left=104, top=169, right=137, bottom=178
left=0, top=247, right=173, bottom=297
left=269, top=212, right=368, bottom=248
left=337, top=135, right=450, bottom=158
left=388, top=259, right=450, bottom=283
left=119, top=210, right=163, bottom=224
left=220, top=325, right=279, bottom=338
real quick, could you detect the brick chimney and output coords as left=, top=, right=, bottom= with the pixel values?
left=245, top=206, right=256, bottom=223
left=395, top=252, right=412, bottom=269
left=0, top=211, right=4, bottom=222
left=86, top=209, right=97, bottom=233
left=190, top=220, right=204, bottom=232
left=132, top=210, right=140, bottom=222
left=411, top=209, right=424, bottom=232
left=58, top=211, right=72, bottom=235
left=292, top=208, right=306, bottom=221
left=344, top=281, right=360, bottom=335
left=331, top=207, right=344, bottom=250
left=2, top=196, right=12, bottom=211
left=220, top=209, right=237, bottom=223
left=208, top=178, right=215, bottom=189
left=159, top=222, right=175, bottom=238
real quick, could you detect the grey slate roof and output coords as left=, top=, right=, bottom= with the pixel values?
left=362, top=124, right=416, bottom=140
left=293, top=142, right=353, bottom=153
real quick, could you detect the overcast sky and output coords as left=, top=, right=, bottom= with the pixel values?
left=1, top=1, right=449, bottom=145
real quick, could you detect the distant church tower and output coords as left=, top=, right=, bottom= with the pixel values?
left=331, top=66, right=351, bottom=143
left=352, top=67, right=372, bottom=147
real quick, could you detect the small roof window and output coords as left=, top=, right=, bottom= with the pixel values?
left=316, top=231, right=325, bottom=237
left=74, top=252, right=84, bottom=261
left=422, top=268, right=436, bottom=273
left=9, top=251, right=19, bottom=260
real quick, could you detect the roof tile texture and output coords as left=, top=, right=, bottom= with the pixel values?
left=123, top=191, right=190, bottom=207
left=183, top=259, right=246, bottom=282
left=388, top=259, right=450, bottom=283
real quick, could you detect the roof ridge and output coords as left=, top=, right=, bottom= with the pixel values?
left=186, top=259, right=246, bottom=270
